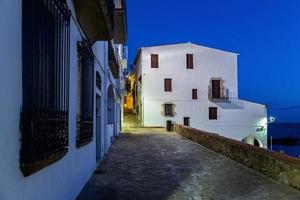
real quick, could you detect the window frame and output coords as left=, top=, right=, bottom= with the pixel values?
left=76, top=41, right=95, bottom=148
left=164, top=78, right=172, bottom=92
left=151, top=54, right=159, bottom=68
left=20, top=0, right=71, bottom=176
left=186, top=54, right=194, bottom=69
left=164, top=104, right=173, bottom=117
left=209, top=107, right=218, bottom=120
left=192, top=89, right=198, bottom=99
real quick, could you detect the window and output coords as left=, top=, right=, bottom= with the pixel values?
left=164, top=104, right=173, bottom=116
left=211, top=79, right=221, bottom=99
left=151, top=54, right=159, bottom=68
left=20, top=0, right=71, bottom=176
left=186, top=54, right=193, bottom=69
left=96, top=72, right=101, bottom=90
left=192, top=89, right=198, bottom=99
left=164, top=78, right=172, bottom=92
left=183, top=117, right=190, bottom=126
left=77, top=41, right=94, bottom=147
left=209, top=107, right=218, bottom=120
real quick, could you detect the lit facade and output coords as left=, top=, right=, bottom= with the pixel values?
left=133, top=43, right=267, bottom=148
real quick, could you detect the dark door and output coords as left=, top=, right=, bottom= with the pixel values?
left=183, top=117, right=190, bottom=126
left=212, top=80, right=221, bottom=99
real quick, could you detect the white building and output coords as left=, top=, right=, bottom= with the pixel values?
left=0, top=0, right=127, bottom=199
left=133, top=43, right=267, bottom=148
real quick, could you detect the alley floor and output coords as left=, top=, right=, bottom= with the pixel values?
left=77, top=126, right=300, bottom=200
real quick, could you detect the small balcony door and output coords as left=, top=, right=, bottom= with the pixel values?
left=212, top=80, right=221, bottom=99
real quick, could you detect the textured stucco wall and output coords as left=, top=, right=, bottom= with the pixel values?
left=175, top=124, right=300, bottom=190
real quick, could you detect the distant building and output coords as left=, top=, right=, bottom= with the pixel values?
left=0, top=0, right=127, bottom=199
left=133, top=43, right=267, bottom=148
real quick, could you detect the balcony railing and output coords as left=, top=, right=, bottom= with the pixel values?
left=208, top=86, right=230, bottom=101
left=114, top=0, right=127, bottom=43
left=73, top=0, right=115, bottom=42
left=114, top=0, right=125, bottom=9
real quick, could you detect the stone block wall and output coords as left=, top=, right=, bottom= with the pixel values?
left=175, top=124, right=300, bottom=190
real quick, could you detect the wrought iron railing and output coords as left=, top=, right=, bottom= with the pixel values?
left=21, top=0, right=71, bottom=176
left=208, top=86, right=229, bottom=100
left=76, top=41, right=94, bottom=147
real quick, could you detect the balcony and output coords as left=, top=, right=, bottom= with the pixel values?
left=108, top=42, right=120, bottom=78
left=208, top=86, right=230, bottom=102
left=114, top=0, right=127, bottom=44
left=73, top=0, right=114, bottom=42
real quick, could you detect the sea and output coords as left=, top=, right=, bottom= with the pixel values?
left=268, top=123, right=300, bottom=158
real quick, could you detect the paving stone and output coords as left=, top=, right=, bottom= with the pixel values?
left=77, top=128, right=300, bottom=200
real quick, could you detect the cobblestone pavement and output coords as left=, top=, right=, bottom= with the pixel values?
left=77, top=129, right=300, bottom=200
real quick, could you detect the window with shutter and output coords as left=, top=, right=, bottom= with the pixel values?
left=164, top=104, right=173, bottom=116
left=164, top=78, right=172, bottom=92
left=209, top=107, right=218, bottom=120
left=20, top=0, right=71, bottom=176
left=186, top=54, right=193, bottom=69
left=192, top=89, right=198, bottom=99
left=151, top=54, right=159, bottom=68
left=76, top=41, right=94, bottom=147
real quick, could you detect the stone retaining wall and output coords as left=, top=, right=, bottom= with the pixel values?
left=175, top=124, right=300, bottom=190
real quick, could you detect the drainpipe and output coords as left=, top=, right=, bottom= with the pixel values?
left=142, top=72, right=145, bottom=126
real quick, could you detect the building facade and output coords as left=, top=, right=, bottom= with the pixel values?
left=0, top=0, right=127, bottom=199
left=133, top=43, right=267, bottom=148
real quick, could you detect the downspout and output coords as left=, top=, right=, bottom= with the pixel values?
left=142, top=70, right=145, bottom=127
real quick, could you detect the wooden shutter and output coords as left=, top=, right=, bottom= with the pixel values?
left=209, top=107, right=218, bottom=120
left=192, top=89, right=197, bottom=99
left=186, top=54, right=193, bottom=69
left=164, top=78, right=172, bottom=91
left=151, top=54, right=159, bottom=68
left=212, top=80, right=221, bottom=99
left=164, top=104, right=173, bottom=116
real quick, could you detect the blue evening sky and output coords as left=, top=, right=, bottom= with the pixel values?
left=127, top=0, right=300, bottom=122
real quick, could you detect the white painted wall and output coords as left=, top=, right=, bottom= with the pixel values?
left=0, top=0, right=122, bottom=199
left=135, top=43, right=267, bottom=147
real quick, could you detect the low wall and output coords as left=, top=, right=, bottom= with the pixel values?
left=175, top=124, right=300, bottom=190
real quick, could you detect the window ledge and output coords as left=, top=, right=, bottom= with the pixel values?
left=76, top=138, right=93, bottom=148
left=20, top=148, right=68, bottom=177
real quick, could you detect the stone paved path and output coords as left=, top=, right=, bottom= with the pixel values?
left=77, top=129, right=300, bottom=200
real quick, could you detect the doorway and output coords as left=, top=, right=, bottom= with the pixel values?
left=96, top=94, right=102, bottom=163
left=212, top=80, right=221, bottom=99
left=183, top=117, right=190, bottom=126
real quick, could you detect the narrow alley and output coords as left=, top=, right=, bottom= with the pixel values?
left=77, top=115, right=300, bottom=200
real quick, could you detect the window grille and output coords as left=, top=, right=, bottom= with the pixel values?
left=21, top=0, right=71, bottom=176
left=76, top=41, right=94, bottom=147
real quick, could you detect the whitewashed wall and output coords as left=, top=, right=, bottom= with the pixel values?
left=0, top=0, right=119, bottom=199
left=136, top=43, right=267, bottom=147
